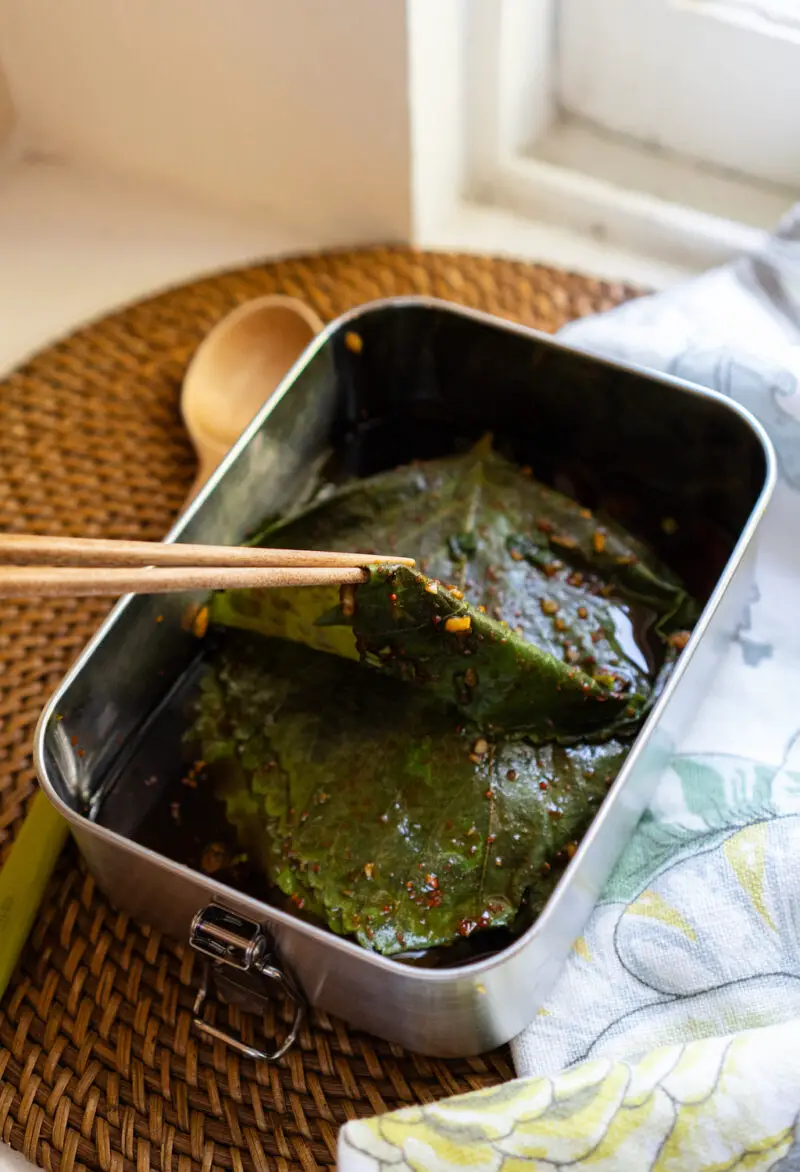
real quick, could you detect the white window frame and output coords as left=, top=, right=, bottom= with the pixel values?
left=458, top=0, right=800, bottom=273
left=559, top=0, right=800, bottom=189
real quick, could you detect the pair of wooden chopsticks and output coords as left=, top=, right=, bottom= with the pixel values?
left=0, top=534, right=414, bottom=597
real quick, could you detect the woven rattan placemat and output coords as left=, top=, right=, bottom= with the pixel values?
left=0, top=247, right=638, bottom=1171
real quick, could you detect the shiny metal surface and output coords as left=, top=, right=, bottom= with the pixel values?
left=34, top=298, right=776, bottom=1057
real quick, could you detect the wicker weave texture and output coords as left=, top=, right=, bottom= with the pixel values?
left=0, top=247, right=637, bottom=1171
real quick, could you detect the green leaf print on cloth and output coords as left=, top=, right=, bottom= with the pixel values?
left=513, top=748, right=800, bottom=1077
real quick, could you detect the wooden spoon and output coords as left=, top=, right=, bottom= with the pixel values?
left=181, top=295, right=324, bottom=501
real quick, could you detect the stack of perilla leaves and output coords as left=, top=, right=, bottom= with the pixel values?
left=189, top=438, right=695, bottom=957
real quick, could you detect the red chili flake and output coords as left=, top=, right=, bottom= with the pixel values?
left=458, top=919, right=477, bottom=937
left=201, top=843, right=229, bottom=874
left=388, top=592, right=398, bottom=602
left=506, top=769, right=518, bottom=781
left=486, top=834, right=496, bottom=845
left=432, top=614, right=442, bottom=625
left=313, top=863, right=320, bottom=873
left=425, top=874, right=439, bottom=889
left=536, top=518, right=553, bottom=534
left=484, top=789, right=494, bottom=800
left=591, top=629, right=604, bottom=644
left=77, top=749, right=85, bottom=758
left=70, top=735, right=78, bottom=747
left=668, top=630, right=691, bottom=651
left=541, top=862, right=551, bottom=875
left=539, top=781, right=548, bottom=791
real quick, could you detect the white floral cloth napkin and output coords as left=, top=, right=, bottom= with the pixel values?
left=339, top=205, right=800, bottom=1170
left=514, top=205, right=800, bottom=1076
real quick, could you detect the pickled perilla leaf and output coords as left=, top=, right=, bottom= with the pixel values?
left=210, top=438, right=694, bottom=738
left=316, top=564, right=644, bottom=740
left=192, top=637, right=629, bottom=956
left=196, top=439, right=696, bottom=956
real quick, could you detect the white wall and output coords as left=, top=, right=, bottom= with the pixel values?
left=407, top=0, right=467, bottom=243
left=0, top=0, right=413, bottom=245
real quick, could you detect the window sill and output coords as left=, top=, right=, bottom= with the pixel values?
left=0, top=156, right=699, bottom=379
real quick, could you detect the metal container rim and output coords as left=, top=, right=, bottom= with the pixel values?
left=33, top=295, right=778, bottom=985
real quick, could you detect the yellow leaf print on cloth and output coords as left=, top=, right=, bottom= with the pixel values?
left=723, top=822, right=776, bottom=931
left=339, top=1018, right=800, bottom=1172
left=625, top=889, right=697, bottom=941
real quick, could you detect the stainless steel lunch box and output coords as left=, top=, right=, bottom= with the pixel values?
left=35, top=297, right=776, bottom=1058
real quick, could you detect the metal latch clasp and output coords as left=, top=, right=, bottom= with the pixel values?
left=190, top=904, right=303, bottom=1060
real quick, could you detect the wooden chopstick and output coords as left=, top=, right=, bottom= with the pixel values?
left=0, top=565, right=370, bottom=598
left=0, top=533, right=414, bottom=570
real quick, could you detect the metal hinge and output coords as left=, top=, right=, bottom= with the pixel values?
left=190, top=904, right=303, bottom=1061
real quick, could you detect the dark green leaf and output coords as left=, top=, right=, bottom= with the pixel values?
left=318, top=564, right=642, bottom=740
left=198, top=440, right=696, bottom=954
left=210, top=439, right=694, bottom=717
left=191, top=637, right=628, bottom=956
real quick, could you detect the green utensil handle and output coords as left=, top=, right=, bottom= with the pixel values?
left=0, top=791, right=67, bottom=997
